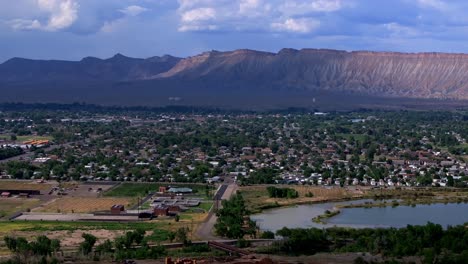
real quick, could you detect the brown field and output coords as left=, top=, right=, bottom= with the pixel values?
left=46, top=229, right=127, bottom=247
left=33, top=197, right=132, bottom=213
left=0, top=198, right=40, bottom=219
left=0, top=180, right=55, bottom=191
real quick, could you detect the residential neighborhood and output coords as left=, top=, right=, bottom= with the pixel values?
left=0, top=108, right=467, bottom=189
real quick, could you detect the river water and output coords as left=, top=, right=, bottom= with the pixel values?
left=250, top=199, right=468, bottom=231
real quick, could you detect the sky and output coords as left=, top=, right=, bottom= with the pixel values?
left=2, top=0, right=468, bottom=62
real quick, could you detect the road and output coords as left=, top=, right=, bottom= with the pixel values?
left=195, top=177, right=238, bottom=240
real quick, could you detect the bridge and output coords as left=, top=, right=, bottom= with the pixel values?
left=207, top=241, right=249, bottom=256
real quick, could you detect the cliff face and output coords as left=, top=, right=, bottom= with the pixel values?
left=1, top=49, right=468, bottom=107
left=154, top=49, right=468, bottom=99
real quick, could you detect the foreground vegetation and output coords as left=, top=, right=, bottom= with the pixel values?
left=0, top=218, right=207, bottom=256
left=2, top=226, right=227, bottom=264
left=259, top=222, right=468, bottom=263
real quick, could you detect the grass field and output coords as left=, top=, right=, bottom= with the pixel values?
left=104, top=182, right=211, bottom=198
left=198, top=201, right=213, bottom=212
left=0, top=198, right=40, bottom=219
left=0, top=220, right=165, bottom=233
left=0, top=135, right=54, bottom=142
left=33, top=197, right=132, bottom=213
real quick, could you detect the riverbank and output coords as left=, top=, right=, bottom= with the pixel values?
left=240, top=185, right=365, bottom=213
left=241, top=185, right=468, bottom=214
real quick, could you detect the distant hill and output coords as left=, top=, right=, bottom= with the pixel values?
left=0, top=54, right=181, bottom=82
left=1, top=49, right=468, bottom=110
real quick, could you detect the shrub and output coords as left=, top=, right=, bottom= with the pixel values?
left=236, top=238, right=251, bottom=248
left=260, top=231, right=275, bottom=239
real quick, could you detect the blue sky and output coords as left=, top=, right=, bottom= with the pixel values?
left=2, top=0, right=468, bottom=62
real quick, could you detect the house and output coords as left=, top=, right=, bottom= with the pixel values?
left=208, top=176, right=221, bottom=183
left=153, top=206, right=169, bottom=216
left=441, top=160, right=455, bottom=167
left=168, top=205, right=182, bottom=214
left=240, top=155, right=256, bottom=161
left=393, top=160, right=406, bottom=166
left=110, top=204, right=125, bottom=215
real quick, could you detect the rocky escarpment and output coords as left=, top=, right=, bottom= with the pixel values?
left=153, top=49, right=468, bottom=99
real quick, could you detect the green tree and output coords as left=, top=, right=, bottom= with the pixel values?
left=215, top=193, right=256, bottom=239
left=447, top=176, right=454, bottom=187
left=79, top=233, right=97, bottom=255
left=175, top=227, right=190, bottom=246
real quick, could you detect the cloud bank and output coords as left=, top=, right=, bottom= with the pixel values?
left=3, top=0, right=468, bottom=62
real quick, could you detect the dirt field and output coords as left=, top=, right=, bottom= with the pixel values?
left=45, top=229, right=128, bottom=247
left=32, top=197, right=132, bottom=213
left=0, top=180, right=55, bottom=191
left=66, top=183, right=116, bottom=198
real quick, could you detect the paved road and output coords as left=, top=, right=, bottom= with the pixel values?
left=196, top=177, right=238, bottom=240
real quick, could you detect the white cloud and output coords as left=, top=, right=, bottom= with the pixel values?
left=44, top=0, right=79, bottom=31
left=179, top=24, right=218, bottom=32
left=271, top=18, right=320, bottom=33
left=279, top=0, right=343, bottom=15
left=100, top=5, right=150, bottom=33
left=119, top=5, right=149, bottom=16
left=7, top=0, right=79, bottom=31
left=176, top=0, right=338, bottom=33
left=239, top=0, right=261, bottom=14
left=384, top=22, right=421, bottom=38
left=416, top=0, right=447, bottom=10
left=181, top=8, right=216, bottom=23
left=6, top=19, right=42, bottom=31
left=100, top=19, right=124, bottom=33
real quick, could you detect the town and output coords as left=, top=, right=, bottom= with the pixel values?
left=0, top=107, right=467, bottom=189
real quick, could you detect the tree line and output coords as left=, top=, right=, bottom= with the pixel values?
left=262, top=222, right=468, bottom=263
left=266, top=186, right=298, bottom=199
left=0, top=147, right=24, bottom=160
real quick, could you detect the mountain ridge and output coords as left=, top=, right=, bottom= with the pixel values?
left=1, top=48, right=468, bottom=109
